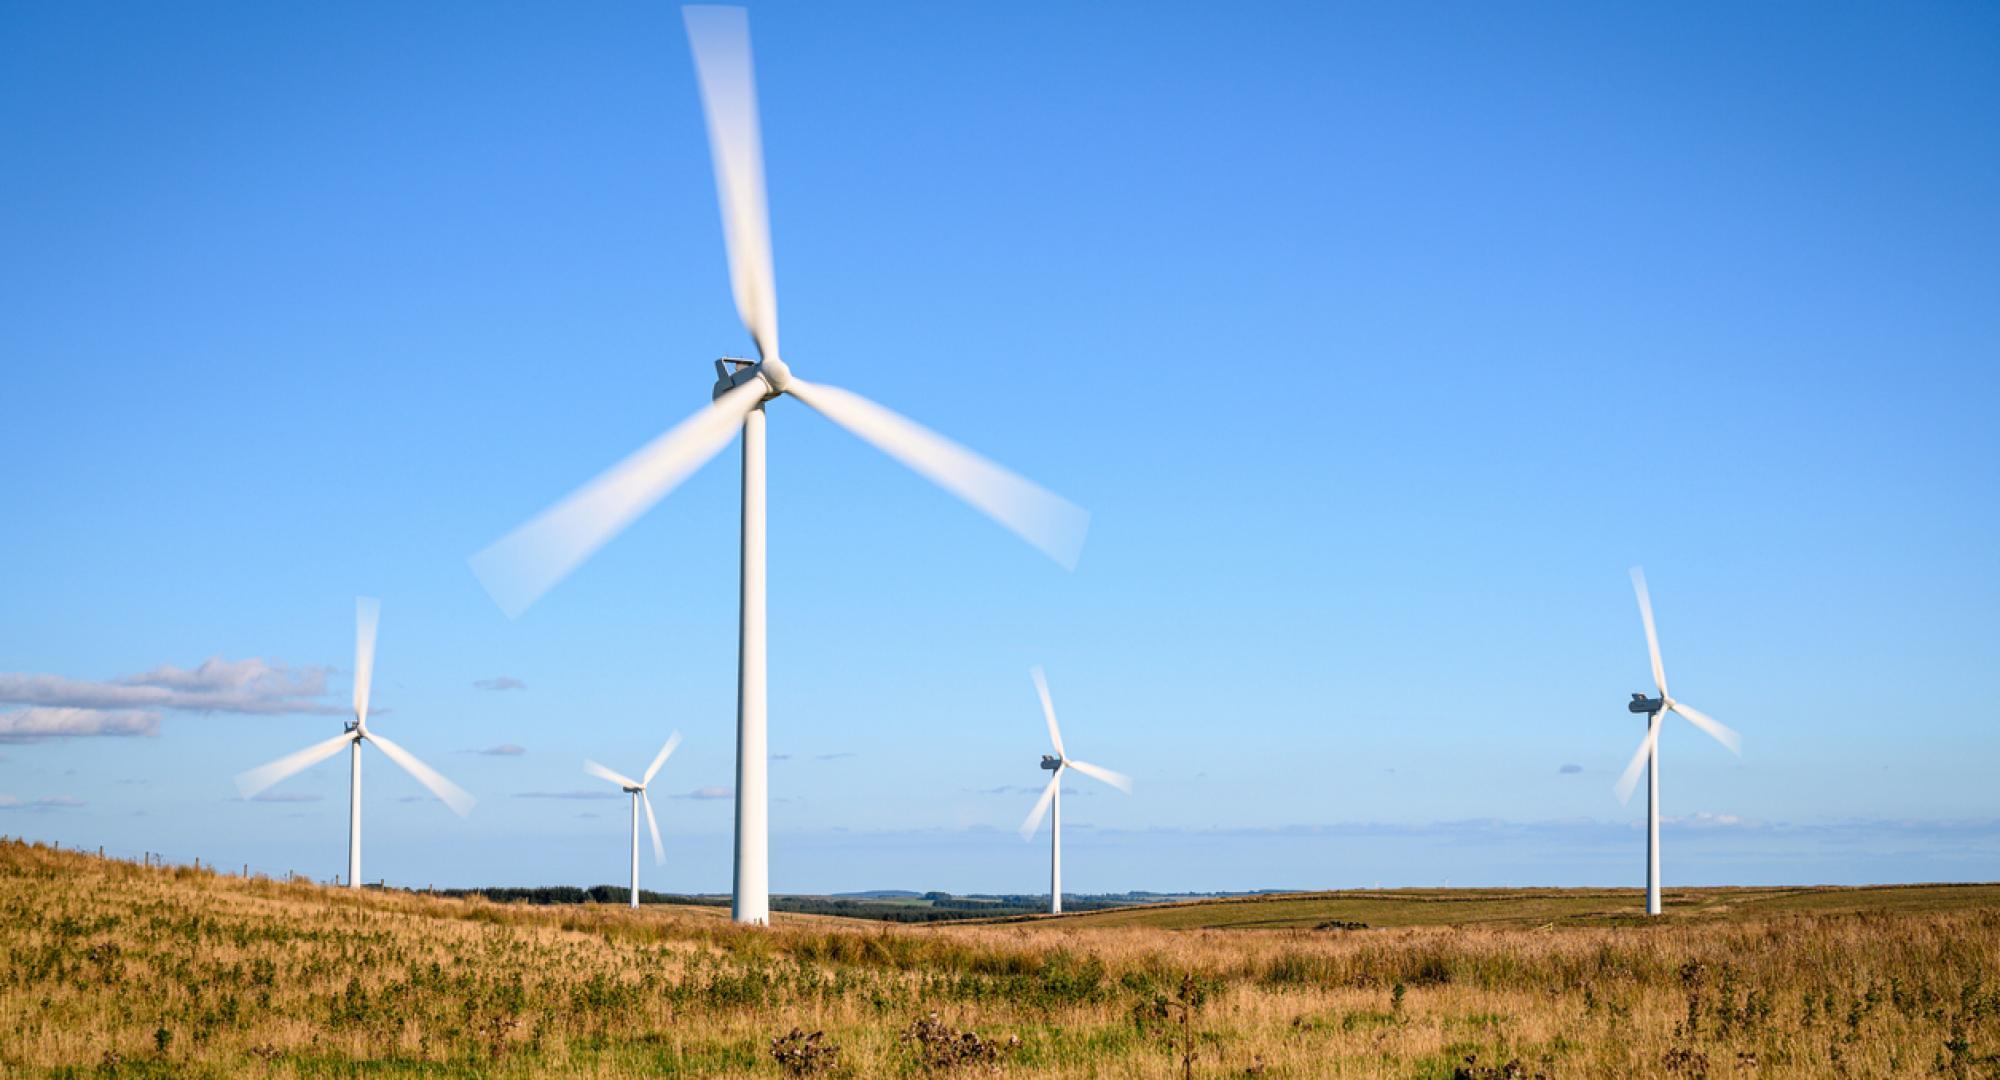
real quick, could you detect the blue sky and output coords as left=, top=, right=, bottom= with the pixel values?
left=3, top=1, right=1997, bottom=893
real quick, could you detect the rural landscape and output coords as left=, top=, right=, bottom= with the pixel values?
left=7, top=839, right=1999, bottom=1077
left=6, top=2, right=1999, bottom=1078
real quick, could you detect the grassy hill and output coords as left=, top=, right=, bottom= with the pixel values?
left=1018, top=882, right=2000, bottom=930
left=6, top=838, right=1999, bottom=1077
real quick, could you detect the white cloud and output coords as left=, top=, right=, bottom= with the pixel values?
left=0, top=707, right=160, bottom=743
left=0, top=794, right=85, bottom=810
left=0, top=657, right=339, bottom=718
left=1663, top=812, right=1749, bottom=829
left=471, top=744, right=526, bottom=756
left=676, top=786, right=732, bottom=801
left=473, top=677, right=526, bottom=692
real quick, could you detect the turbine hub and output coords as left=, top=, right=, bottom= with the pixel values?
left=757, top=355, right=792, bottom=393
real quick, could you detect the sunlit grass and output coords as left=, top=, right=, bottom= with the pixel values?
left=5, top=838, right=1998, bottom=1076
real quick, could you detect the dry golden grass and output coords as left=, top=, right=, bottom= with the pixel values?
left=6, top=838, right=2000, bottom=1078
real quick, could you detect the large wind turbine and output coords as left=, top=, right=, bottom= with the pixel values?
left=1018, top=667, right=1129, bottom=915
left=468, top=6, right=1087, bottom=925
left=1614, top=568, right=1741, bottom=916
left=583, top=732, right=682, bottom=908
left=235, top=598, right=475, bottom=888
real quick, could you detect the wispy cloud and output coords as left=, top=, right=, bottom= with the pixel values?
left=1558, top=763, right=1584, bottom=775
left=473, top=677, right=526, bottom=692
left=815, top=752, right=857, bottom=762
left=675, top=786, right=732, bottom=801
left=248, top=791, right=321, bottom=804
left=0, top=794, right=85, bottom=810
left=976, top=783, right=1078, bottom=796
left=514, top=789, right=622, bottom=801
left=470, top=744, right=526, bottom=757
left=0, top=707, right=160, bottom=743
left=1661, top=811, right=1750, bottom=828
left=770, top=753, right=792, bottom=762
left=0, top=658, right=342, bottom=742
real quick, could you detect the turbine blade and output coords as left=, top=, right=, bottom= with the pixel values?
left=585, top=760, right=641, bottom=790
left=643, top=731, right=683, bottom=785
left=1066, top=758, right=1132, bottom=794
left=642, top=789, right=665, bottom=866
left=235, top=731, right=355, bottom=799
left=368, top=731, right=476, bottom=817
left=353, top=597, right=381, bottom=722
left=1672, top=701, right=1741, bottom=755
left=1614, top=719, right=1660, bottom=805
left=786, top=379, right=1089, bottom=569
left=1018, top=771, right=1060, bottom=839
left=469, top=379, right=766, bottom=618
left=1630, top=567, right=1668, bottom=697
left=1030, top=666, right=1065, bottom=757
left=683, top=4, right=779, bottom=360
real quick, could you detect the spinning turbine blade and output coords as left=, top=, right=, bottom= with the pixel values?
left=642, top=790, right=666, bottom=865
left=353, top=596, right=381, bottom=721
left=787, top=380, right=1090, bottom=569
left=470, top=379, right=767, bottom=618
left=1672, top=701, right=1741, bottom=755
left=1630, top=567, right=1668, bottom=697
left=1030, top=666, right=1065, bottom=757
left=235, top=731, right=355, bottom=799
left=684, top=4, right=779, bottom=360
left=369, top=731, right=476, bottom=817
left=1019, top=771, right=1061, bottom=839
left=585, top=760, right=642, bottom=790
left=644, top=731, right=683, bottom=785
left=1065, top=759, right=1132, bottom=794
left=1614, top=720, right=1661, bottom=805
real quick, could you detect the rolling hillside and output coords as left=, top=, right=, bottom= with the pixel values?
left=6, top=838, right=1999, bottom=1077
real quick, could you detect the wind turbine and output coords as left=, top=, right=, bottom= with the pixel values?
left=1614, top=568, right=1741, bottom=916
left=583, top=732, right=682, bottom=908
left=1018, top=666, right=1129, bottom=915
left=468, top=6, right=1088, bottom=925
left=235, top=597, right=475, bottom=888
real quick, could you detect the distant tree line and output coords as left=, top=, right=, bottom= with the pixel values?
left=427, top=886, right=1159, bottom=922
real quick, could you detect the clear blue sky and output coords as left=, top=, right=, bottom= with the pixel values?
left=3, top=2, right=1996, bottom=893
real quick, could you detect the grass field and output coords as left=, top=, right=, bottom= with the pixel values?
left=6, top=839, right=2000, bottom=1077
left=1027, top=883, right=2000, bottom=931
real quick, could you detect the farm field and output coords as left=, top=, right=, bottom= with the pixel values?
left=6, top=839, right=2000, bottom=1078
left=1029, top=882, right=2000, bottom=931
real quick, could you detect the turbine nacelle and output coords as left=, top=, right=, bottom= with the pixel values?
left=1627, top=693, right=1663, bottom=715
left=1040, top=754, right=1062, bottom=771
left=712, top=356, right=789, bottom=401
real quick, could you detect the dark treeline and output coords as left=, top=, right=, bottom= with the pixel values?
left=426, top=886, right=1145, bottom=922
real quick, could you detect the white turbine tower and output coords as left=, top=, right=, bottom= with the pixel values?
left=1018, top=666, right=1129, bottom=915
left=583, top=732, right=682, bottom=908
left=235, top=597, right=475, bottom=888
left=1614, top=568, right=1742, bottom=916
left=468, top=6, right=1087, bottom=925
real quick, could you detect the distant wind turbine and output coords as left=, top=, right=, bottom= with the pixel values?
left=583, top=732, right=682, bottom=908
left=1615, top=568, right=1742, bottom=916
left=235, top=598, right=474, bottom=888
left=468, top=6, right=1087, bottom=925
left=1018, top=667, right=1129, bottom=915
